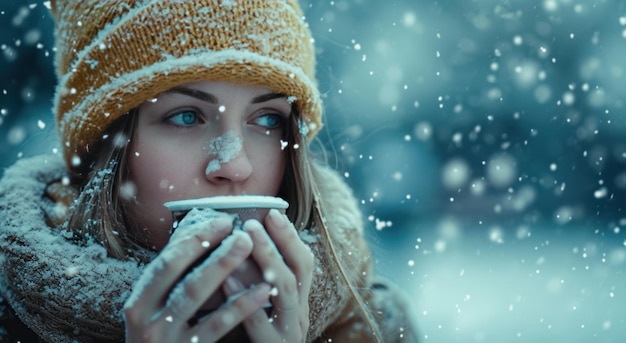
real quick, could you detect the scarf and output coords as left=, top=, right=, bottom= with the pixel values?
left=0, top=155, right=372, bottom=342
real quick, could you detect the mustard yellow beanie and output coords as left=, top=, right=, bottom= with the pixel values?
left=51, top=0, right=322, bottom=171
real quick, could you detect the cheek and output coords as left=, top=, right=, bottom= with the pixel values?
left=125, top=142, right=201, bottom=248
left=128, top=140, right=204, bottom=198
left=249, top=142, right=286, bottom=191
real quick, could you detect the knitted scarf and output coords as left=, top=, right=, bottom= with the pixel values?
left=0, top=155, right=374, bottom=342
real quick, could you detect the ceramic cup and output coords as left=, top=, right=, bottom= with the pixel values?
left=163, top=195, right=289, bottom=318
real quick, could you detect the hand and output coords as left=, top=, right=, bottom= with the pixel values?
left=123, top=214, right=272, bottom=342
left=231, top=209, right=314, bottom=343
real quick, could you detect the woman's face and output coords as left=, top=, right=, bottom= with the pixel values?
left=124, top=81, right=291, bottom=249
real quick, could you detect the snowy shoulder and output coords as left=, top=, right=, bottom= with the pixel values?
left=0, top=154, right=143, bottom=341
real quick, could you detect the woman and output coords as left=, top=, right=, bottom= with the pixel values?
left=0, top=0, right=417, bottom=342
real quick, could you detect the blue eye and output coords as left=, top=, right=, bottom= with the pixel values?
left=255, top=114, right=284, bottom=129
left=167, top=110, right=200, bottom=127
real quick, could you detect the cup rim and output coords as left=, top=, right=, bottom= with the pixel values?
left=163, top=195, right=289, bottom=211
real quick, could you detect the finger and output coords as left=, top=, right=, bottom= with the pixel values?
left=189, top=278, right=272, bottom=341
left=160, top=230, right=254, bottom=323
left=241, top=305, right=306, bottom=343
left=263, top=209, right=314, bottom=274
left=264, top=209, right=314, bottom=301
left=242, top=309, right=280, bottom=343
left=124, top=216, right=233, bottom=322
left=243, top=220, right=303, bottom=338
left=168, top=211, right=231, bottom=244
left=263, top=211, right=314, bottom=336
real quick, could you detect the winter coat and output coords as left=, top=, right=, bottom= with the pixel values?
left=0, top=155, right=418, bottom=342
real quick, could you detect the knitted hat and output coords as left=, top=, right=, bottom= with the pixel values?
left=50, top=0, right=323, bottom=171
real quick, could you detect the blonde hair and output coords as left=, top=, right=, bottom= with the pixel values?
left=66, top=111, right=139, bottom=259
left=273, top=114, right=383, bottom=340
left=65, top=106, right=381, bottom=341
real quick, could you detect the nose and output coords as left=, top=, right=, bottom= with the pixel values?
left=204, top=130, right=253, bottom=184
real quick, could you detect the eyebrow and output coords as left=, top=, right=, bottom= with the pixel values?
left=167, top=87, right=217, bottom=103
left=166, top=87, right=286, bottom=105
left=251, top=92, right=286, bottom=104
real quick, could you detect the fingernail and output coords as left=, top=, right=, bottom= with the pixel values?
left=268, top=209, right=284, bottom=224
left=250, top=283, right=271, bottom=303
left=242, top=219, right=264, bottom=232
left=223, top=276, right=243, bottom=296
left=227, top=230, right=252, bottom=256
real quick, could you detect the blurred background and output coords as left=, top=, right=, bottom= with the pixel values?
left=1, top=1, right=625, bottom=342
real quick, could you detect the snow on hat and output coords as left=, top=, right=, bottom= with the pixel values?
left=50, top=0, right=322, bottom=171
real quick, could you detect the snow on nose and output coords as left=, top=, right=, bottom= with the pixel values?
left=205, top=130, right=243, bottom=175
